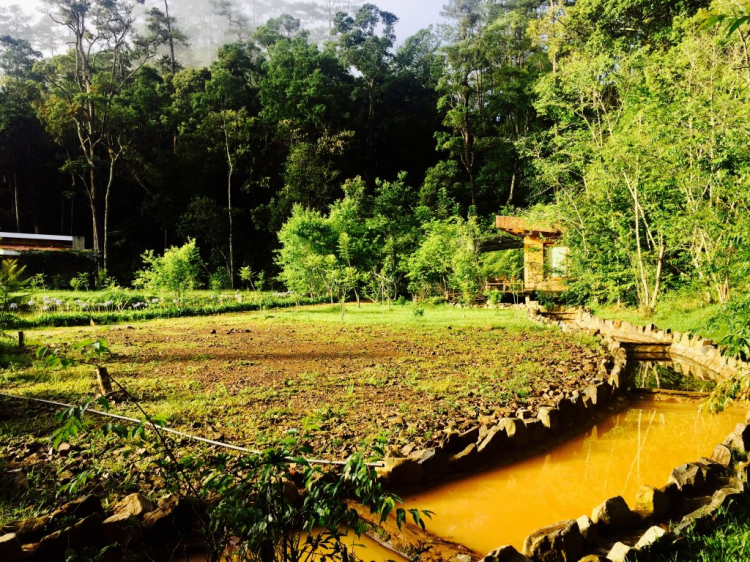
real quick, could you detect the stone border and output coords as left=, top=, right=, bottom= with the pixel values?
left=530, top=307, right=749, bottom=381
left=376, top=333, right=629, bottom=490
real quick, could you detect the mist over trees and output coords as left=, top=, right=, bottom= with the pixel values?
left=1, top=0, right=749, bottom=314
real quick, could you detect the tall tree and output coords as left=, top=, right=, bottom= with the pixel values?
left=38, top=0, right=168, bottom=270
left=334, top=3, right=398, bottom=191
left=0, top=36, right=44, bottom=233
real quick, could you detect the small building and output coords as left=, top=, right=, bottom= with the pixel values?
left=0, top=232, right=86, bottom=256
left=0, top=232, right=94, bottom=286
left=494, top=216, right=569, bottom=293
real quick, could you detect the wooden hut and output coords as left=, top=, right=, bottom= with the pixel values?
left=494, top=216, right=569, bottom=293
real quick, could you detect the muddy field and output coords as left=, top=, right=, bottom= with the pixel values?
left=3, top=306, right=605, bottom=460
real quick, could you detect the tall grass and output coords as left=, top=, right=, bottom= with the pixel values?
left=648, top=496, right=750, bottom=561
left=4, top=294, right=325, bottom=329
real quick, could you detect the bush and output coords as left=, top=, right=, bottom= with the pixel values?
left=134, top=240, right=203, bottom=304
left=210, top=269, right=231, bottom=291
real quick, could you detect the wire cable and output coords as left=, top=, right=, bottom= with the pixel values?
left=0, top=392, right=384, bottom=468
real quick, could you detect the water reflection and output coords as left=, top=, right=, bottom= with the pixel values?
left=625, top=360, right=717, bottom=392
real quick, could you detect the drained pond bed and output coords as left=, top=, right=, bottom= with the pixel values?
left=403, top=398, right=745, bottom=555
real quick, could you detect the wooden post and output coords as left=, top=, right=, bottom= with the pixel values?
left=97, top=366, right=112, bottom=395
left=18, top=331, right=24, bottom=349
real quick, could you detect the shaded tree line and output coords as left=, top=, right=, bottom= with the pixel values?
left=0, top=0, right=543, bottom=289
left=3, top=0, right=750, bottom=313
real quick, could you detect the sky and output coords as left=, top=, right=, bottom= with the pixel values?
left=375, top=0, right=446, bottom=40
left=0, top=0, right=447, bottom=42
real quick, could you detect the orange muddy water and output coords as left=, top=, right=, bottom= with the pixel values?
left=405, top=399, right=746, bottom=555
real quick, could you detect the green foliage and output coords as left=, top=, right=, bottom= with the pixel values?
left=238, top=266, right=254, bottom=290
left=209, top=269, right=231, bottom=291
left=0, top=258, right=27, bottom=326
left=28, top=273, right=46, bottom=291
left=202, top=440, right=431, bottom=562
left=720, top=329, right=750, bottom=362
left=69, top=272, right=89, bottom=292
left=277, top=175, right=424, bottom=304
left=407, top=217, right=483, bottom=304
left=530, top=2, right=750, bottom=311
left=135, top=240, right=204, bottom=304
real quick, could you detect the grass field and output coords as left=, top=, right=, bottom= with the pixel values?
left=591, top=296, right=726, bottom=341
left=0, top=303, right=604, bottom=524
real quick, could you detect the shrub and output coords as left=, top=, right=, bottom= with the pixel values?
left=209, top=269, right=231, bottom=291
left=134, top=240, right=203, bottom=305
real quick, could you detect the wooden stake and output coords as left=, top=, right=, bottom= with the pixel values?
left=97, top=366, right=112, bottom=395
left=18, top=331, right=24, bottom=349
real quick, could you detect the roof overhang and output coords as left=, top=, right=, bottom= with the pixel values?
left=495, top=216, right=563, bottom=239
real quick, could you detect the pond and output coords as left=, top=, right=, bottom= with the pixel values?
left=403, top=399, right=744, bottom=555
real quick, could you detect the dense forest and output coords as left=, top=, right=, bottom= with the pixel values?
left=1, top=0, right=749, bottom=318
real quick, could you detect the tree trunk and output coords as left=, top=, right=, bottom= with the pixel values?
left=89, top=167, right=105, bottom=269
left=164, top=0, right=177, bottom=75
left=97, top=366, right=112, bottom=395
left=13, top=171, right=20, bottom=232
left=224, top=123, right=235, bottom=288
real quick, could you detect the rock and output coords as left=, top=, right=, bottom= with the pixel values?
left=498, top=418, right=529, bottom=448
left=455, top=555, right=472, bottom=562
left=723, top=423, right=750, bottom=455
left=441, top=431, right=464, bottom=454
left=0, top=533, right=23, bottom=562
left=102, top=512, right=143, bottom=544
left=635, top=526, right=667, bottom=549
left=56, top=443, right=72, bottom=456
left=418, top=448, right=449, bottom=476
left=449, top=443, right=477, bottom=472
left=538, top=408, right=561, bottom=432
left=711, top=443, right=733, bottom=467
left=711, top=486, right=744, bottom=509
left=607, top=542, right=635, bottom=562
left=658, top=482, right=681, bottom=506
left=633, top=486, right=671, bottom=519
left=591, top=496, right=637, bottom=529
left=525, top=419, right=549, bottom=443
left=478, top=425, right=510, bottom=459
left=34, top=513, right=104, bottom=562
left=522, top=519, right=582, bottom=562
left=575, top=515, right=598, bottom=544
left=377, top=458, right=424, bottom=485
left=112, top=493, right=154, bottom=519
left=584, top=383, right=608, bottom=407
left=668, top=463, right=706, bottom=493
left=556, top=399, right=577, bottom=425
left=11, top=515, right=50, bottom=542
left=33, top=530, right=67, bottom=562
left=51, top=495, right=103, bottom=525
left=481, top=545, right=532, bottom=562
left=142, top=497, right=193, bottom=540
left=459, top=426, right=480, bottom=446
